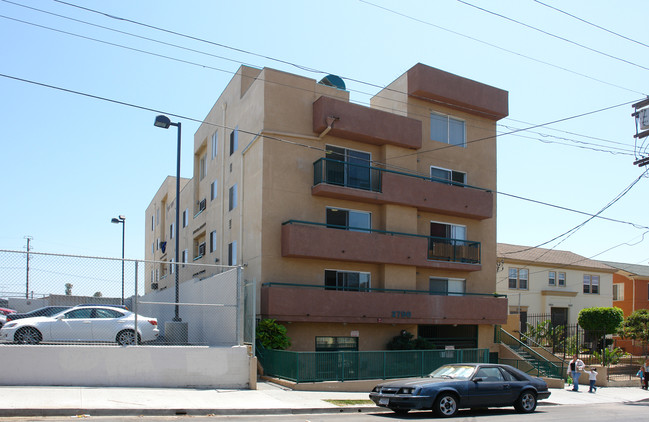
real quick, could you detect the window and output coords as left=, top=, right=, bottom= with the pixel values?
left=430, top=166, right=466, bottom=186
left=169, top=258, right=175, bottom=274
left=428, top=221, right=477, bottom=263
left=584, top=274, right=599, bottom=294
left=325, top=145, right=374, bottom=190
left=228, top=241, right=237, bottom=265
left=211, top=179, right=218, bottom=201
left=431, top=113, right=465, bottom=147
left=429, top=277, right=466, bottom=296
left=199, top=154, right=206, bottom=181
left=151, top=215, right=154, bottom=231
left=324, top=270, right=370, bottom=291
left=326, top=207, right=370, bottom=232
left=558, top=272, right=566, bottom=287
left=229, top=184, right=237, bottom=211
left=182, top=249, right=188, bottom=265
left=211, top=131, right=218, bottom=159
left=210, top=230, right=217, bottom=253
left=549, top=271, right=556, bottom=286
left=613, top=284, right=624, bottom=301
left=169, top=223, right=174, bottom=239
left=508, top=268, right=529, bottom=290
left=229, top=126, right=238, bottom=155
left=183, top=208, right=189, bottom=227
left=315, top=336, right=358, bottom=352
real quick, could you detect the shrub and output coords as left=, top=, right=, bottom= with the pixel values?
left=256, top=319, right=291, bottom=350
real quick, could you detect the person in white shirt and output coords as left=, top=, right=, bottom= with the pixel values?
left=584, top=367, right=598, bottom=393
left=567, top=354, right=585, bottom=391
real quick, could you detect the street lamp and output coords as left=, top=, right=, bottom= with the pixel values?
left=154, top=114, right=182, bottom=322
left=111, top=215, right=125, bottom=305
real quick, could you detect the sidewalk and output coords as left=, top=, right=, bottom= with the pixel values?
left=0, top=382, right=648, bottom=417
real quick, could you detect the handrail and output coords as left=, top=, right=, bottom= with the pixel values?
left=313, top=157, right=491, bottom=192
left=500, top=329, right=563, bottom=377
left=262, top=282, right=507, bottom=298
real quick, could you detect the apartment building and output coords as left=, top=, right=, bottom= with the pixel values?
left=497, top=243, right=616, bottom=327
left=146, top=63, right=509, bottom=352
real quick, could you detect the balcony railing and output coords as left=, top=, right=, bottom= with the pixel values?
left=262, top=282, right=506, bottom=298
left=282, top=220, right=481, bottom=264
left=313, top=157, right=489, bottom=192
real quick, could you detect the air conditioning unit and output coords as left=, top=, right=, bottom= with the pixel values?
left=198, top=242, right=206, bottom=257
left=199, top=198, right=207, bottom=212
left=151, top=283, right=158, bottom=290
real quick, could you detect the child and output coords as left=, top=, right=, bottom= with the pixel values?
left=584, top=367, right=598, bottom=393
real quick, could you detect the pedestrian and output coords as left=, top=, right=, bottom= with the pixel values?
left=567, top=354, right=585, bottom=391
left=584, top=367, right=598, bottom=393
left=641, top=359, right=649, bottom=390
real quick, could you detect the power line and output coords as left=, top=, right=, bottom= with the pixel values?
left=532, top=0, right=649, bottom=50
left=456, top=0, right=649, bottom=72
left=2, top=71, right=647, bottom=233
left=359, top=0, right=646, bottom=96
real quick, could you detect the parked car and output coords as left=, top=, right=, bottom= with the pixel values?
left=5, top=306, right=71, bottom=323
left=0, top=308, right=17, bottom=328
left=0, top=306, right=158, bottom=345
left=369, top=363, right=551, bottom=417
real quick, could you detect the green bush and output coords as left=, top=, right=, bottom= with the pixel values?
left=256, top=319, right=291, bottom=350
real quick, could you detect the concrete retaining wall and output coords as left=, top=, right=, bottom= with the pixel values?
left=0, top=345, right=251, bottom=388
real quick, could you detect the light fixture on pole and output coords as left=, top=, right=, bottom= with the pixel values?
left=111, top=215, right=126, bottom=305
left=154, top=114, right=182, bottom=322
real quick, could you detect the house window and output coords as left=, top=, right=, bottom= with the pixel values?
left=549, top=271, right=556, bottom=286
left=169, top=258, right=175, bottom=274
left=613, top=284, right=624, bottom=301
left=430, top=166, right=466, bottom=186
left=315, top=336, right=359, bottom=352
left=324, top=270, right=370, bottom=291
left=583, top=274, right=599, bottom=294
left=199, top=154, right=206, bottom=181
left=169, top=223, right=174, bottom=239
left=326, top=207, right=370, bottom=232
left=508, top=268, right=529, bottom=290
left=428, top=221, right=477, bottom=263
left=210, top=230, right=217, bottom=253
left=325, top=145, right=373, bottom=190
left=211, top=131, right=218, bottom=159
left=558, top=272, right=566, bottom=287
left=151, top=215, right=154, bottom=231
left=229, top=126, right=238, bottom=155
left=429, top=277, right=466, bottom=296
left=229, top=184, right=237, bottom=211
left=211, top=179, right=218, bottom=201
left=228, top=241, right=237, bottom=265
left=183, top=208, right=189, bottom=227
left=431, top=113, right=465, bottom=147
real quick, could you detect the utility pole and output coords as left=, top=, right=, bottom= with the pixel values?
left=631, top=98, right=649, bottom=167
left=24, top=236, right=32, bottom=299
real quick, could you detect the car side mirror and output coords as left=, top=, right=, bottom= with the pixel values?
left=473, top=377, right=484, bottom=383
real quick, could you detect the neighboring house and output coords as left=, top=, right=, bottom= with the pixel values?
left=601, top=261, right=649, bottom=355
left=497, top=243, right=615, bottom=328
left=146, top=63, right=509, bottom=352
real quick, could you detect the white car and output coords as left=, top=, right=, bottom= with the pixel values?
left=0, top=306, right=159, bottom=345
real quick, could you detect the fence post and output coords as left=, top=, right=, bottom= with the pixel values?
left=134, top=261, right=138, bottom=345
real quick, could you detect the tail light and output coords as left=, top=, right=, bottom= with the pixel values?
left=148, top=319, right=157, bottom=326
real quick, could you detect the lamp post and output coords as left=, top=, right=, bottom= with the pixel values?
left=111, top=215, right=126, bottom=305
left=154, top=114, right=182, bottom=322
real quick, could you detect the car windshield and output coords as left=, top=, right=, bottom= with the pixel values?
left=429, top=365, right=475, bottom=380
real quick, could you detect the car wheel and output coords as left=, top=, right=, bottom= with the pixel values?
left=14, top=327, right=42, bottom=344
left=514, top=390, right=537, bottom=413
left=116, top=329, right=140, bottom=345
left=389, top=408, right=409, bottom=415
left=433, top=392, right=458, bottom=417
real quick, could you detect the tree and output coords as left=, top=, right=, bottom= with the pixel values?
left=619, top=309, right=649, bottom=344
left=578, top=307, right=624, bottom=334
left=256, top=319, right=291, bottom=350
left=93, top=292, right=103, bottom=298
left=64, top=283, right=73, bottom=296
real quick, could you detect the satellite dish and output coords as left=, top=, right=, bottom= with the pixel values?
left=318, top=74, right=346, bottom=91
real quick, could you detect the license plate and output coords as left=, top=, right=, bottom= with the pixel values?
left=379, top=398, right=389, bottom=405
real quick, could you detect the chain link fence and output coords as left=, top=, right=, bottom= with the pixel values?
left=0, top=250, right=255, bottom=347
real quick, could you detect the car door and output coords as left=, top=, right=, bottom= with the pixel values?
left=90, top=308, right=126, bottom=341
left=48, top=308, right=94, bottom=341
left=466, top=366, right=510, bottom=407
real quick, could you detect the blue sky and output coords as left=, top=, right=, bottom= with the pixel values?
left=1, top=0, right=648, bottom=296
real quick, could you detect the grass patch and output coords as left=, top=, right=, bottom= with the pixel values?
left=324, top=399, right=375, bottom=406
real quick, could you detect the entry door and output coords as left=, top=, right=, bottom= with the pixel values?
left=551, top=307, right=568, bottom=326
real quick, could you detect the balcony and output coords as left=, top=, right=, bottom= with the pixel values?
left=313, top=96, right=422, bottom=149
left=261, top=283, right=508, bottom=325
left=281, top=220, right=481, bottom=271
left=313, top=158, right=493, bottom=220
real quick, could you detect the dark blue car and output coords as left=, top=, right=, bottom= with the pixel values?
left=5, top=306, right=71, bottom=322
left=370, top=363, right=551, bottom=417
